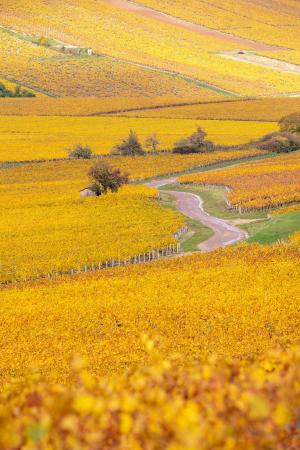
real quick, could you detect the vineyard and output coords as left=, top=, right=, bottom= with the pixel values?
left=0, top=243, right=299, bottom=380
left=0, top=181, right=184, bottom=283
left=0, top=1, right=300, bottom=96
left=180, top=152, right=300, bottom=210
left=122, top=97, right=300, bottom=121
left=0, top=95, right=225, bottom=116
left=135, top=0, right=300, bottom=53
left=1, top=0, right=300, bottom=447
left=0, top=29, right=210, bottom=98
left=0, top=149, right=264, bottom=183
left=0, top=116, right=276, bottom=161
left=0, top=149, right=266, bottom=283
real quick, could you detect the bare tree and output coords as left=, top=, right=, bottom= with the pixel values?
left=145, top=134, right=160, bottom=152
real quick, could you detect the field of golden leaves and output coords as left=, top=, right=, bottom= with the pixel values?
left=0, top=149, right=265, bottom=282
left=136, top=0, right=300, bottom=54
left=0, top=95, right=223, bottom=116
left=1, top=1, right=300, bottom=96
left=1, top=242, right=299, bottom=382
left=1, top=149, right=264, bottom=182
left=1, top=338, right=299, bottom=449
left=181, top=151, right=300, bottom=210
left=0, top=116, right=276, bottom=161
left=0, top=181, right=183, bottom=283
left=122, top=97, right=300, bottom=122
left=1, top=1, right=300, bottom=446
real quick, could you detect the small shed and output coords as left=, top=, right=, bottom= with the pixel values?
left=63, top=45, right=93, bottom=56
left=80, top=187, right=98, bottom=198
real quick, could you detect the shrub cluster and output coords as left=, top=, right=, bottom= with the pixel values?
left=173, top=127, right=214, bottom=154
left=254, top=131, right=300, bottom=153
left=67, top=144, right=93, bottom=159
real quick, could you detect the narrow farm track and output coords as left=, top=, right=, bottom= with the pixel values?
left=147, top=178, right=247, bottom=252
left=104, top=0, right=286, bottom=52
left=220, top=52, right=300, bottom=76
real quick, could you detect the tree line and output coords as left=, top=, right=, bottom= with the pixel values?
left=72, top=112, right=300, bottom=197
left=67, top=127, right=214, bottom=160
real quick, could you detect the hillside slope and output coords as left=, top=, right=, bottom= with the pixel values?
left=0, top=0, right=300, bottom=96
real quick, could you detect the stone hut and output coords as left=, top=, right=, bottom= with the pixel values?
left=64, top=45, right=93, bottom=56
left=80, top=187, right=98, bottom=198
left=51, top=44, right=93, bottom=56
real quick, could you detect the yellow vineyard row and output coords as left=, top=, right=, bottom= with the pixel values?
left=0, top=95, right=224, bottom=116
left=180, top=152, right=300, bottom=210
left=0, top=116, right=276, bottom=161
left=0, top=182, right=183, bottom=283
left=0, top=242, right=299, bottom=383
left=0, top=149, right=265, bottom=184
left=122, top=97, right=300, bottom=122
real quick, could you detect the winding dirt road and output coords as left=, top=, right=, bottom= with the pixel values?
left=147, top=178, right=247, bottom=252
left=220, top=52, right=300, bottom=76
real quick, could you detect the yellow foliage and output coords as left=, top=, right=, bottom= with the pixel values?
left=0, top=29, right=209, bottom=98
left=0, top=115, right=276, bottom=161
left=1, top=1, right=300, bottom=96
left=1, top=340, right=300, bottom=449
left=0, top=149, right=264, bottom=184
left=272, top=203, right=300, bottom=216
left=0, top=182, right=183, bottom=282
left=0, top=149, right=264, bottom=282
left=180, top=152, right=300, bottom=210
left=136, top=0, right=300, bottom=50
left=125, top=97, right=300, bottom=122
left=0, top=95, right=222, bottom=116
left=0, top=243, right=299, bottom=383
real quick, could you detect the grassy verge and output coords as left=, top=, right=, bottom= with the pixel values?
left=160, top=183, right=267, bottom=221
left=161, top=184, right=300, bottom=245
left=246, top=211, right=300, bottom=244
left=158, top=191, right=213, bottom=252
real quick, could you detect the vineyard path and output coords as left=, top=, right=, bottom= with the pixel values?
left=147, top=177, right=247, bottom=252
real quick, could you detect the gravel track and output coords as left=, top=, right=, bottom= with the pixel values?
left=147, top=178, right=247, bottom=252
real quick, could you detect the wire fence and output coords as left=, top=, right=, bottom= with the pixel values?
left=1, top=227, right=189, bottom=285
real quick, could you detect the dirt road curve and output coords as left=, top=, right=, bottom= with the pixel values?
left=147, top=178, right=247, bottom=252
left=221, top=52, right=300, bottom=76
left=104, top=0, right=284, bottom=52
